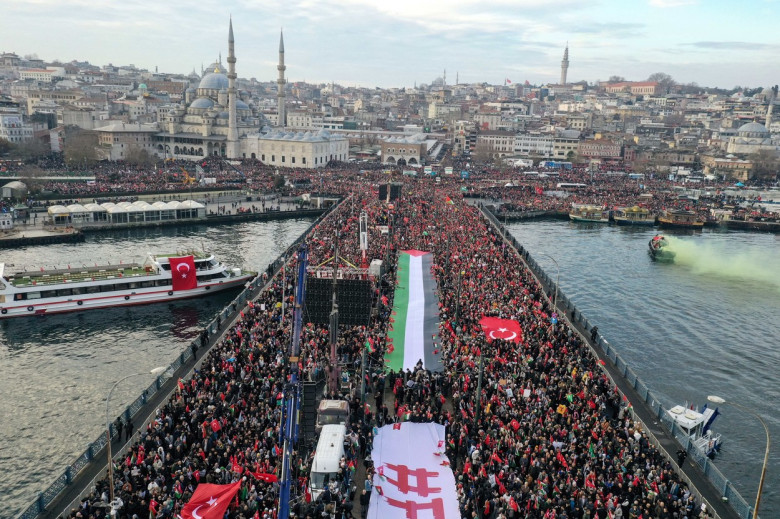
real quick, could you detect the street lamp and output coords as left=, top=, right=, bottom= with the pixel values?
left=707, top=395, right=770, bottom=519
left=535, top=253, right=560, bottom=327
left=105, top=366, right=167, bottom=513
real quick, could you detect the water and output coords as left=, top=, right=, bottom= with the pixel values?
left=507, top=220, right=780, bottom=516
left=0, top=218, right=314, bottom=518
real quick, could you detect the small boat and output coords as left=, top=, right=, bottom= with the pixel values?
left=665, top=404, right=722, bottom=458
left=648, top=235, right=675, bottom=261
left=0, top=251, right=255, bottom=319
left=569, top=204, right=610, bottom=223
left=658, top=209, right=704, bottom=229
left=614, top=206, right=655, bottom=226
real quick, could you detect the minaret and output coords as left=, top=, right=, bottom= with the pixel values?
left=277, top=30, right=286, bottom=128
left=226, top=17, right=239, bottom=158
left=766, top=85, right=778, bottom=130
left=456, top=71, right=459, bottom=86
left=560, top=43, right=569, bottom=85
left=443, top=69, right=446, bottom=86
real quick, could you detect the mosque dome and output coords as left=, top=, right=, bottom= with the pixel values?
left=737, top=121, right=770, bottom=137
left=198, top=68, right=229, bottom=90
left=236, top=99, right=250, bottom=110
left=190, top=97, right=215, bottom=109
left=139, top=83, right=147, bottom=90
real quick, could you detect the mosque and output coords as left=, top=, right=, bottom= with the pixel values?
left=725, top=86, right=780, bottom=156
left=151, top=19, right=348, bottom=168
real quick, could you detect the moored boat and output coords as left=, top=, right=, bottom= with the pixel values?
left=658, top=209, right=704, bottom=229
left=614, top=206, right=655, bottom=226
left=0, top=251, right=255, bottom=319
left=648, top=235, right=675, bottom=261
left=665, top=404, right=722, bottom=458
left=569, top=204, right=610, bottom=223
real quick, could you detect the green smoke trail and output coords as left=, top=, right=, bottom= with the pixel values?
left=664, top=236, right=780, bottom=290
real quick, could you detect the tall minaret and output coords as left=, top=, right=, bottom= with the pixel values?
left=443, top=69, right=446, bottom=86
left=560, top=43, right=569, bottom=85
left=226, top=17, right=239, bottom=158
left=766, top=85, right=778, bottom=130
left=277, top=30, right=286, bottom=128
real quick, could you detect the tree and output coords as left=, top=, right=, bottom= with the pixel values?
left=748, top=149, right=780, bottom=180
left=124, top=145, right=154, bottom=166
left=13, top=139, right=50, bottom=161
left=19, top=165, right=46, bottom=194
left=63, top=127, right=98, bottom=168
left=0, top=137, right=13, bottom=157
left=647, top=72, right=676, bottom=94
left=608, top=76, right=625, bottom=83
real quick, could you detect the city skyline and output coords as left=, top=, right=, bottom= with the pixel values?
left=3, top=0, right=779, bottom=89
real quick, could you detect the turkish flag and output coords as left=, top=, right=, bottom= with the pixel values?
left=170, top=255, right=197, bottom=291
left=180, top=481, right=241, bottom=519
left=479, top=317, right=523, bottom=343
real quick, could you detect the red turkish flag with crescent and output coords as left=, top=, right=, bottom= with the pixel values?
left=180, top=481, right=241, bottom=519
left=479, top=317, right=523, bottom=344
left=170, top=255, right=197, bottom=291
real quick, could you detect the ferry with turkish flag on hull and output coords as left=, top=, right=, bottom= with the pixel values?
left=0, top=251, right=254, bottom=319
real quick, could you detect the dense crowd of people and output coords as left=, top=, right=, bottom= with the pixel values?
left=60, top=173, right=726, bottom=519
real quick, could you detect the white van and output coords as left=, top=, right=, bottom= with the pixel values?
left=310, top=424, right=347, bottom=501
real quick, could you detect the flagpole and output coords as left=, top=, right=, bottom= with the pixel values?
left=474, top=350, right=484, bottom=428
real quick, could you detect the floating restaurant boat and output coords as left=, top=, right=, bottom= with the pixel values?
left=648, top=235, right=676, bottom=261
left=614, top=206, right=656, bottom=226
left=665, top=404, right=722, bottom=458
left=0, top=252, right=254, bottom=319
left=569, top=204, right=610, bottom=223
left=657, top=209, right=704, bottom=229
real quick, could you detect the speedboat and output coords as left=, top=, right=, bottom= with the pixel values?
left=665, top=404, right=722, bottom=458
left=0, top=251, right=254, bottom=319
left=648, top=235, right=675, bottom=261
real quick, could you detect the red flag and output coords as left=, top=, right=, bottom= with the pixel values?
left=180, top=481, right=242, bottom=519
left=210, top=419, right=221, bottom=432
left=170, top=255, right=197, bottom=291
left=479, top=317, right=523, bottom=343
left=535, top=186, right=544, bottom=195
left=506, top=78, right=512, bottom=84
left=250, top=472, right=278, bottom=483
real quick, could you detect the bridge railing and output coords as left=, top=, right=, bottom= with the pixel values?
left=479, top=204, right=756, bottom=519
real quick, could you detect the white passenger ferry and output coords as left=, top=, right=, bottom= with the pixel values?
left=0, top=251, right=255, bottom=318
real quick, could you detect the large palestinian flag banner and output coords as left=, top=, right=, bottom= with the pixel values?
left=368, top=422, right=459, bottom=519
left=386, top=250, right=443, bottom=373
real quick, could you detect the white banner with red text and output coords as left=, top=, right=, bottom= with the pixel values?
left=368, top=422, right=459, bottom=519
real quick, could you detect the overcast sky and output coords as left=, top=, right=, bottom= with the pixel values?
left=3, top=0, right=778, bottom=89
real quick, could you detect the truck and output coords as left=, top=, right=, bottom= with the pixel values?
left=316, top=399, right=350, bottom=433
left=309, top=424, right=347, bottom=501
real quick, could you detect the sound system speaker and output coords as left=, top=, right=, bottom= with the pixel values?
left=379, top=184, right=388, bottom=201
left=304, top=277, right=373, bottom=325
left=390, top=182, right=402, bottom=201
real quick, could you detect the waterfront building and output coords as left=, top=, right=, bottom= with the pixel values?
left=381, top=134, right=427, bottom=165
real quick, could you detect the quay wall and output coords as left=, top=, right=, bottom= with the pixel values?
left=0, top=231, right=85, bottom=249
left=17, top=203, right=339, bottom=519
left=479, top=204, right=754, bottom=519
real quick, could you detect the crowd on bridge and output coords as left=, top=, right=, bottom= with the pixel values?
left=61, top=174, right=718, bottom=519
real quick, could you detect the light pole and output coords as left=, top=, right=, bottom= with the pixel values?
left=707, top=395, right=770, bottom=519
left=536, top=253, right=560, bottom=327
left=105, top=367, right=167, bottom=513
